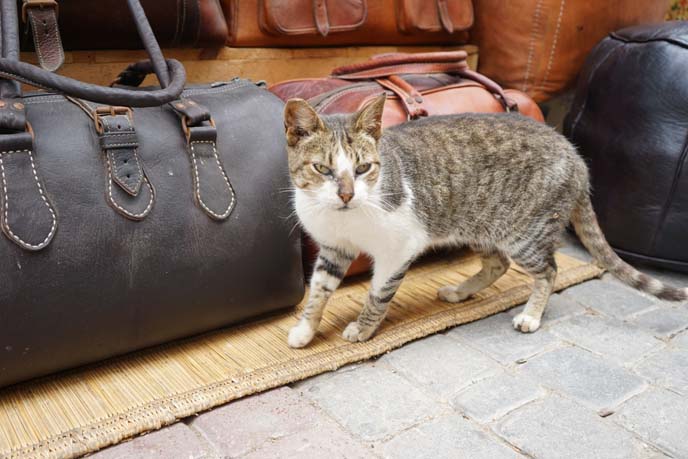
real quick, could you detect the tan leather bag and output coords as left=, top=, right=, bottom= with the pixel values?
left=471, top=0, right=668, bottom=102
left=223, top=0, right=472, bottom=46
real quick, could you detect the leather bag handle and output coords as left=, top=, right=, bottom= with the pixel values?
left=0, top=0, right=185, bottom=107
left=332, top=51, right=518, bottom=113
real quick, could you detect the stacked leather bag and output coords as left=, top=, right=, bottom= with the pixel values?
left=270, top=51, right=544, bottom=275
left=0, top=0, right=303, bottom=388
left=222, top=0, right=474, bottom=46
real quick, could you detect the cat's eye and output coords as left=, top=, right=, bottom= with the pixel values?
left=313, top=163, right=332, bottom=175
left=355, top=163, right=372, bottom=175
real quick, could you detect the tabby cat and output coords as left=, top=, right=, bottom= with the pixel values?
left=284, top=94, right=687, bottom=348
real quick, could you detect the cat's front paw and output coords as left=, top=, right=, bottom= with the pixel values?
left=512, top=313, right=541, bottom=333
left=342, top=321, right=376, bottom=343
left=437, top=285, right=470, bottom=303
left=288, top=321, right=316, bottom=348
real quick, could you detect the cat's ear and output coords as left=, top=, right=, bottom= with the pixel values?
left=284, top=98, right=324, bottom=147
left=353, top=93, right=386, bottom=141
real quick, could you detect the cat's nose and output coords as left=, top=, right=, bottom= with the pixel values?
left=338, top=191, right=354, bottom=204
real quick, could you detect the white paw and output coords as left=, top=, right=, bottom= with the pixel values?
left=288, top=321, right=316, bottom=348
left=342, top=321, right=376, bottom=343
left=512, top=313, right=541, bottom=333
left=437, top=285, right=470, bottom=303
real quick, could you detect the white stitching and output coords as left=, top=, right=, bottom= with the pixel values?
left=189, top=141, right=235, bottom=219
left=522, top=0, right=543, bottom=92
left=540, top=0, right=566, bottom=90
left=0, top=150, right=57, bottom=249
left=106, top=154, right=154, bottom=219
left=108, top=148, right=144, bottom=194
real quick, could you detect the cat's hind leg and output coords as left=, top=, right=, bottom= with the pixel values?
left=438, top=251, right=510, bottom=303
left=288, top=244, right=357, bottom=348
left=510, top=251, right=557, bottom=333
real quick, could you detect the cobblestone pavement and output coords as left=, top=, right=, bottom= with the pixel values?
left=91, top=235, right=688, bottom=459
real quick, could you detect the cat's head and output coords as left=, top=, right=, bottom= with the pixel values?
left=283, top=94, right=386, bottom=211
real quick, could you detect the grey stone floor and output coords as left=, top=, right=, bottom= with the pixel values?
left=90, top=235, right=688, bottom=459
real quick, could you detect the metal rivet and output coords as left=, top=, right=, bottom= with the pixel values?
left=0, top=101, right=6, bottom=108
left=13, top=102, right=24, bottom=110
left=176, top=103, right=185, bottom=109
left=415, top=96, right=423, bottom=103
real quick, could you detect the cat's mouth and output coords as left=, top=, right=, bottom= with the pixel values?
left=337, top=205, right=352, bottom=211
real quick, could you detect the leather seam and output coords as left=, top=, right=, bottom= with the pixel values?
left=0, top=149, right=57, bottom=249
left=540, top=0, right=566, bottom=90
left=106, top=157, right=154, bottom=219
left=522, top=0, right=543, bottom=92
left=649, top=130, right=688, bottom=252
left=189, top=140, right=235, bottom=219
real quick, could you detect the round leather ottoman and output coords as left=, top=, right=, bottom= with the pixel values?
left=564, top=21, right=688, bottom=272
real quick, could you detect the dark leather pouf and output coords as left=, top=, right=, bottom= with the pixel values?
left=564, top=21, right=688, bottom=272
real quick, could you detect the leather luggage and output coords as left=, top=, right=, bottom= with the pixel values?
left=471, top=0, right=667, bottom=102
left=222, top=0, right=472, bottom=47
left=270, top=51, right=544, bottom=275
left=564, top=21, right=688, bottom=272
left=0, top=0, right=304, bottom=388
left=19, top=0, right=228, bottom=59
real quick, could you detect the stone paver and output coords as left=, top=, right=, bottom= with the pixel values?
left=549, top=312, right=663, bottom=364
left=241, top=421, right=375, bottom=459
left=88, top=237, right=688, bottom=459
left=613, top=388, right=688, bottom=458
left=630, top=306, right=688, bottom=339
left=299, top=363, right=444, bottom=441
left=189, top=387, right=335, bottom=457
left=635, top=347, right=688, bottom=394
left=517, top=346, right=646, bottom=411
left=451, top=371, right=545, bottom=424
left=561, top=279, right=655, bottom=318
left=382, top=414, right=520, bottom=459
left=90, top=423, right=209, bottom=459
left=381, top=334, right=502, bottom=398
left=507, top=293, right=586, bottom=323
left=496, top=395, right=661, bottom=459
left=447, top=312, right=561, bottom=364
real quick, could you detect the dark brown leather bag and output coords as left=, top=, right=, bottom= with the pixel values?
left=0, top=0, right=303, bottom=388
left=564, top=22, right=688, bottom=272
left=223, top=0, right=472, bottom=46
left=471, top=0, right=667, bottom=102
left=19, top=0, right=228, bottom=67
left=270, top=51, right=544, bottom=275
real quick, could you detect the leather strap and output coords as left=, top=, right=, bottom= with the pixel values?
left=22, top=0, right=64, bottom=72
left=332, top=51, right=469, bottom=76
left=312, top=0, right=330, bottom=37
left=375, top=76, right=427, bottom=119
left=436, top=0, right=454, bottom=33
left=170, top=99, right=236, bottom=221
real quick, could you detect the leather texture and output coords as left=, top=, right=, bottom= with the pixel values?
left=19, top=0, right=229, bottom=50
left=0, top=0, right=304, bottom=388
left=471, top=0, right=668, bottom=102
left=23, top=0, right=64, bottom=71
left=270, top=51, right=544, bottom=276
left=223, top=0, right=472, bottom=46
left=564, top=21, right=688, bottom=273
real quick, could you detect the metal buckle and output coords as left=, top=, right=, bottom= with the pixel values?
left=182, top=116, right=215, bottom=143
left=93, top=106, right=133, bottom=135
left=22, top=0, right=59, bottom=23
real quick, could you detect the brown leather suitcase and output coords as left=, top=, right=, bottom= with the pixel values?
left=471, top=0, right=668, bottom=102
left=270, top=51, right=544, bottom=276
left=222, top=0, right=472, bottom=46
left=20, top=0, right=228, bottom=53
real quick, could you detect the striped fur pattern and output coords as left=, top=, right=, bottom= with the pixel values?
left=284, top=95, right=688, bottom=348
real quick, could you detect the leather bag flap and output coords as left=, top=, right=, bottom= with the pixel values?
left=260, top=0, right=367, bottom=37
left=396, top=0, right=473, bottom=34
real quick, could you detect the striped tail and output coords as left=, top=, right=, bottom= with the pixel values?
left=571, top=193, right=688, bottom=302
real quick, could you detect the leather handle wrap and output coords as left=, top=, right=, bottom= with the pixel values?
left=0, top=0, right=184, bottom=106
left=332, top=51, right=469, bottom=76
